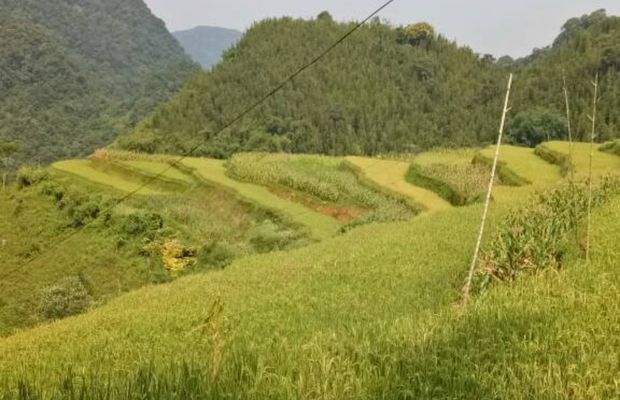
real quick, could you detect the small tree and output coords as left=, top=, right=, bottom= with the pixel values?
left=317, top=11, right=334, bottom=22
left=506, top=110, right=568, bottom=147
left=403, top=22, right=436, bottom=46
left=0, top=142, right=18, bottom=191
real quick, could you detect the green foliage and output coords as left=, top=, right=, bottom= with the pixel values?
left=198, top=242, right=239, bottom=269
left=601, top=139, right=620, bottom=156
left=16, top=167, right=49, bottom=188
left=507, top=110, right=568, bottom=147
left=118, top=11, right=620, bottom=157
left=37, top=276, right=92, bottom=321
left=0, top=2, right=199, bottom=167
left=118, top=17, right=506, bottom=157
left=120, top=213, right=164, bottom=238
left=249, top=220, right=302, bottom=252
left=511, top=10, right=620, bottom=143
left=475, top=177, right=620, bottom=291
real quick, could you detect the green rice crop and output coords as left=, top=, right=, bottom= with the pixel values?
left=226, top=153, right=416, bottom=228
left=407, top=163, right=490, bottom=205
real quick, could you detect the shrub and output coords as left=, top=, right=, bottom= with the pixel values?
left=70, top=200, right=101, bottom=227
left=249, top=220, right=301, bottom=252
left=198, top=242, right=238, bottom=269
left=121, top=212, right=164, bottom=238
left=38, top=276, right=92, bottom=320
left=161, top=239, right=197, bottom=273
left=507, top=110, right=568, bottom=147
left=601, top=140, right=620, bottom=156
left=40, top=181, right=65, bottom=202
left=16, top=167, right=49, bottom=188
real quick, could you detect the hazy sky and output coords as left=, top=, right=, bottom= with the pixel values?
left=143, top=0, right=620, bottom=58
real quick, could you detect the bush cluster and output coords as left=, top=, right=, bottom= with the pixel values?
left=38, top=276, right=92, bottom=321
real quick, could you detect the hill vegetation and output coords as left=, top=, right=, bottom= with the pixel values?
left=117, top=10, right=620, bottom=158
left=117, top=15, right=506, bottom=157
left=0, top=158, right=308, bottom=335
left=173, top=26, right=243, bottom=69
left=0, top=0, right=199, bottom=167
left=509, top=9, right=620, bottom=144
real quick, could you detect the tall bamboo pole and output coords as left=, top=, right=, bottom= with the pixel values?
left=462, top=73, right=513, bottom=304
left=586, top=73, right=599, bottom=263
left=562, top=75, right=574, bottom=181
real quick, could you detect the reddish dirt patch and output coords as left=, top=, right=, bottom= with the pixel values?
left=315, top=205, right=366, bottom=224
left=269, top=187, right=367, bottom=223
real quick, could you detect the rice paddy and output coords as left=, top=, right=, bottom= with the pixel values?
left=2, top=141, right=620, bottom=399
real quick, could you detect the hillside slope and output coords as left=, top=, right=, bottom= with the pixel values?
left=118, top=10, right=620, bottom=158
left=1, top=176, right=619, bottom=398
left=0, top=0, right=199, bottom=166
left=174, top=26, right=243, bottom=69
left=117, top=16, right=506, bottom=157
left=511, top=10, right=620, bottom=142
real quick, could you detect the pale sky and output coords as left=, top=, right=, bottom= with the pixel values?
left=144, top=0, right=620, bottom=58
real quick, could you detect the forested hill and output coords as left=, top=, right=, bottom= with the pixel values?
left=510, top=9, right=620, bottom=143
left=173, top=26, right=243, bottom=69
left=0, top=0, right=199, bottom=166
left=117, top=10, right=620, bottom=158
left=117, top=15, right=506, bottom=157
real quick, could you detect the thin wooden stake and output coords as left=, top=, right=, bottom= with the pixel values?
left=586, top=72, right=599, bottom=263
left=562, top=75, right=575, bottom=181
left=462, top=73, right=513, bottom=304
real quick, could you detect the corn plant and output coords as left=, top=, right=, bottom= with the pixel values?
left=475, top=176, right=620, bottom=292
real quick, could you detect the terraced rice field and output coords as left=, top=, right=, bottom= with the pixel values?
left=345, top=156, right=453, bottom=213
left=52, top=160, right=164, bottom=195
left=181, top=158, right=341, bottom=241
left=542, top=141, right=620, bottom=178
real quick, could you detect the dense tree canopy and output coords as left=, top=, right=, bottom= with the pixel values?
left=511, top=10, right=620, bottom=142
left=0, top=0, right=199, bottom=166
left=506, top=110, right=568, bottom=147
left=117, top=17, right=506, bottom=157
left=118, top=10, right=620, bottom=158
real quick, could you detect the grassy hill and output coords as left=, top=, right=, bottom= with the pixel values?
left=173, top=26, right=243, bottom=69
left=0, top=0, right=199, bottom=167
left=1, top=141, right=620, bottom=398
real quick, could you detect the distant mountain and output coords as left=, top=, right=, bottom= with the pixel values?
left=0, top=0, right=199, bottom=166
left=173, top=26, right=243, bottom=69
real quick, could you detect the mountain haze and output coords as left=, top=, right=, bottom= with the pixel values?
left=174, top=26, right=243, bottom=69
